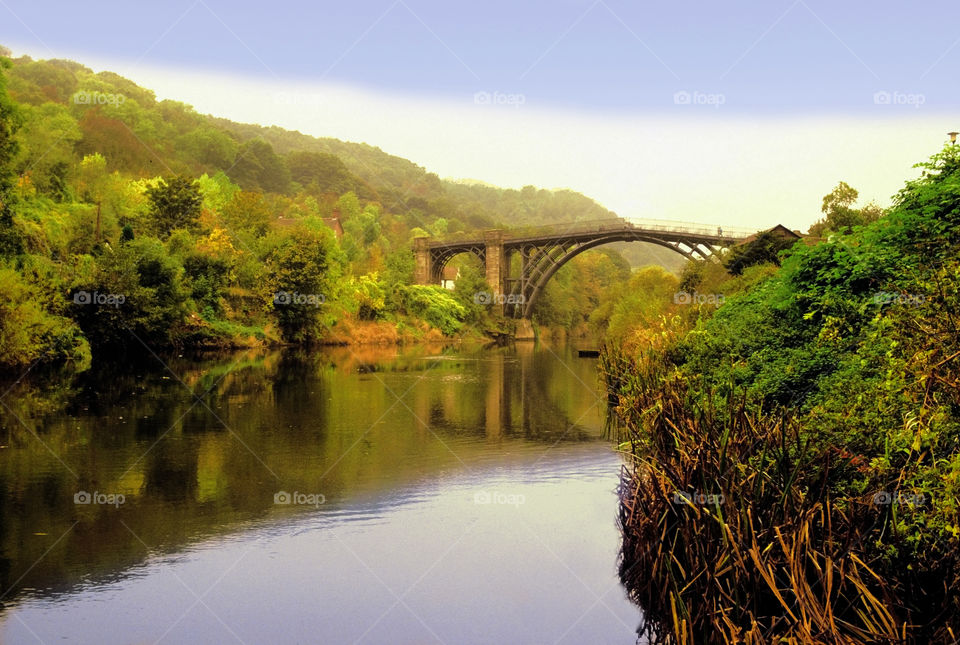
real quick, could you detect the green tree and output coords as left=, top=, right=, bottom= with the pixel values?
left=0, top=265, right=90, bottom=369
left=286, top=150, right=359, bottom=194
left=265, top=224, right=337, bottom=342
left=342, top=204, right=381, bottom=246
left=71, top=238, right=189, bottom=351
left=335, top=191, right=362, bottom=220
left=183, top=253, right=231, bottom=316
left=382, top=246, right=415, bottom=309
left=221, top=190, right=271, bottom=236
left=0, top=55, right=24, bottom=256
left=145, top=175, right=203, bottom=238
left=351, top=273, right=386, bottom=321
left=196, top=171, right=239, bottom=212
left=723, top=230, right=798, bottom=275
left=399, top=285, right=465, bottom=335
left=76, top=153, right=111, bottom=242
left=451, top=261, right=490, bottom=326
left=592, top=265, right=679, bottom=340
left=808, top=181, right=883, bottom=236
left=176, top=126, right=238, bottom=170
left=431, top=217, right=448, bottom=236
left=15, top=102, right=81, bottom=200
left=229, top=139, right=290, bottom=194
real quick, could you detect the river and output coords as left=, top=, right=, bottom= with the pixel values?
left=0, top=341, right=641, bottom=644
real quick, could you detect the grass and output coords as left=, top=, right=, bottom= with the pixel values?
left=605, top=346, right=958, bottom=644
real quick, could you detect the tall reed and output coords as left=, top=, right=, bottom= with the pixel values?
left=605, top=345, right=956, bottom=644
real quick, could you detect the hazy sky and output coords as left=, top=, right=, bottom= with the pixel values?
left=3, top=0, right=958, bottom=230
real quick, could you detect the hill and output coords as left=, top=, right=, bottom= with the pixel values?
left=0, top=50, right=660, bottom=369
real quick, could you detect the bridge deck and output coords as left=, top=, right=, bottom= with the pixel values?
left=426, top=218, right=757, bottom=249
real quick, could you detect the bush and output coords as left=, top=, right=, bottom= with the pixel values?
left=264, top=222, right=339, bottom=343
left=70, top=237, right=188, bottom=351
left=399, top=285, right=465, bottom=335
left=608, top=145, right=960, bottom=643
left=0, top=264, right=89, bottom=369
left=183, top=252, right=230, bottom=316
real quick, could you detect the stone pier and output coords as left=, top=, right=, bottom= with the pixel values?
left=483, top=230, right=505, bottom=312
left=413, top=237, right=433, bottom=285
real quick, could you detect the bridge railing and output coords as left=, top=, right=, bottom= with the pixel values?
left=504, top=218, right=632, bottom=239
left=624, top=218, right=759, bottom=238
left=428, top=217, right=761, bottom=245
left=426, top=219, right=627, bottom=244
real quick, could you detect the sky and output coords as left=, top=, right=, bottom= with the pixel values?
left=2, top=0, right=958, bottom=231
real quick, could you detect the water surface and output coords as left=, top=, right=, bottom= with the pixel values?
left=0, top=342, right=640, bottom=644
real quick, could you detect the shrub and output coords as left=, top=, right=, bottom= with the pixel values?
left=608, top=145, right=960, bottom=643
left=0, top=264, right=89, bottom=369
left=399, top=285, right=465, bottom=335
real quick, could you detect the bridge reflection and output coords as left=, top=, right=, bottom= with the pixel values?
left=0, top=342, right=606, bottom=606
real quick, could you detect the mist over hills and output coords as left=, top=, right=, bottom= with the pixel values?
left=2, top=49, right=682, bottom=270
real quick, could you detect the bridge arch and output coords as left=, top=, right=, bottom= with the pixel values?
left=414, top=219, right=758, bottom=319
left=510, top=232, right=720, bottom=318
left=429, top=245, right=485, bottom=284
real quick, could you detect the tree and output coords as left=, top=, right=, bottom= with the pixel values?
left=821, top=180, right=858, bottom=214
left=0, top=265, right=90, bottom=369
left=382, top=246, right=415, bottom=309
left=145, top=175, right=203, bottom=238
left=334, top=191, right=362, bottom=220
left=342, top=204, right=381, bottom=245
left=228, top=139, right=290, bottom=194
left=591, top=265, right=679, bottom=340
left=175, top=126, right=237, bottom=170
left=221, top=190, right=271, bottom=236
left=266, top=224, right=338, bottom=342
left=451, top=261, right=490, bottom=325
left=723, top=230, right=798, bottom=275
left=15, top=102, right=82, bottom=200
left=0, top=55, right=23, bottom=256
left=196, top=171, right=239, bottom=212
left=71, top=238, right=189, bottom=351
left=808, top=181, right=883, bottom=236
left=286, top=150, right=360, bottom=194
left=77, top=153, right=110, bottom=241
left=183, top=253, right=231, bottom=316
left=399, top=285, right=465, bottom=335
left=351, top=274, right=386, bottom=320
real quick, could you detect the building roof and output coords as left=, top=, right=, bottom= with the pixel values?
left=739, top=224, right=803, bottom=245
left=441, top=265, right=459, bottom=281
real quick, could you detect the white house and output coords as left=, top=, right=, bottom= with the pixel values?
left=441, top=265, right=459, bottom=290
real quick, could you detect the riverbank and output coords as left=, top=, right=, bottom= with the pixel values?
left=604, top=147, right=960, bottom=643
